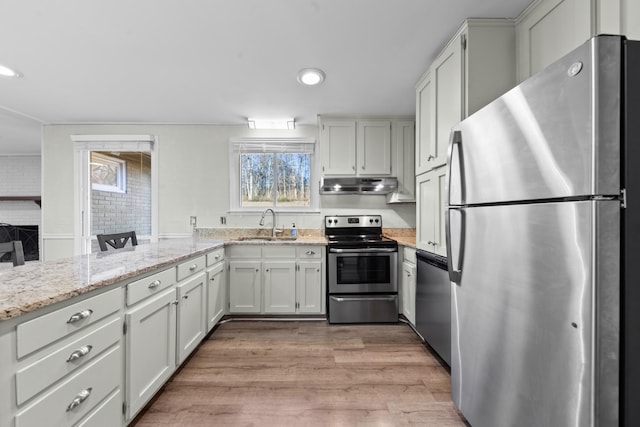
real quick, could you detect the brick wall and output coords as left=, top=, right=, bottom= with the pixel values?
left=0, top=155, right=41, bottom=226
left=91, top=152, right=151, bottom=236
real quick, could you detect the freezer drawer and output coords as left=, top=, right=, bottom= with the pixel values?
left=328, top=295, right=398, bottom=323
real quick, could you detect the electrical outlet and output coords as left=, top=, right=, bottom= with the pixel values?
left=190, top=216, right=197, bottom=227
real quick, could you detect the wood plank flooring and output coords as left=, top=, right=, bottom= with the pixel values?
left=131, top=320, right=467, bottom=426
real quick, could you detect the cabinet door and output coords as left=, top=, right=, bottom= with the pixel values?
left=296, top=261, right=324, bottom=314
left=126, top=287, right=176, bottom=419
left=263, top=261, right=296, bottom=313
left=516, top=0, right=591, bottom=81
left=176, top=272, right=206, bottom=364
left=393, top=120, right=416, bottom=197
left=320, top=120, right=356, bottom=175
left=432, top=36, right=463, bottom=169
left=206, top=262, right=226, bottom=332
left=229, top=260, right=262, bottom=313
left=357, top=120, right=391, bottom=175
left=416, top=172, right=436, bottom=252
left=434, top=167, right=448, bottom=257
left=402, top=261, right=416, bottom=325
left=415, top=72, right=434, bottom=175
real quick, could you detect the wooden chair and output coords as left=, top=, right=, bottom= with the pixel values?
left=0, top=241, right=26, bottom=266
left=96, top=231, right=138, bottom=251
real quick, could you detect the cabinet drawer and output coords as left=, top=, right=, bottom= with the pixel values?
left=177, top=255, right=206, bottom=281
left=263, top=246, right=296, bottom=258
left=127, top=268, right=176, bottom=306
left=16, top=317, right=121, bottom=405
left=75, top=388, right=121, bottom=427
left=206, top=247, right=225, bottom=266
left=17, top=288, right=122, bottom=359
left=296, top=246, right=323, bottom=259
left=15, top=345, right=121, bottom=427
left=403, top=247, right=416, bottom=264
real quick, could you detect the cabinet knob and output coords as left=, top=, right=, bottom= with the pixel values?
left=305, top=250, right=315, bottom=255
left=427, top=155, right=435, bottom=161
left=361, top=165, right=365, bottom=170
left=266, top=269, right=270, bottom=272
left=183, top=295, right=189, bottom=300
left=214, top=254, right=221, bottom=260
left=148, top=280, right=161, bottom=289
left=66, top=388, right=92, bottom=412
left=67, top=309, right=93, bottom=324
left=352, top=165, right=356, bottom=171
left=427, top=241, right=436, bottom=246
left=255, top=269, right=259, bottom=272
left=66, top=345, right=93, bottom=363
left=189, top=264, right=198, bottom=271
left=210, top=276, right=215, bottom=281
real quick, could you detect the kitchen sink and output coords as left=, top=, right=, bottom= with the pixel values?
left=235, top=236, right=297, bottom=242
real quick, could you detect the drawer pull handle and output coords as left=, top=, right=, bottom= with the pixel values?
left=148, top=280, right=161, bottom=289
left=305, top=251, right=315, bottom=255
left=214, top=254, right=221, bottom=260
left=66, top=345, right=93, bottom=362
left=189, top=264, right=198, bottom=271
left=66, top=387, right=92, bottom=411
left=67, top=309, right=93, bottom=324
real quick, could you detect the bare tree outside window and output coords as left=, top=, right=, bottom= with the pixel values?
left=241, top=152, right=310, bottom=208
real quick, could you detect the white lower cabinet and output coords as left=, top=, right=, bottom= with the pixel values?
left=206, top=261, right=226, bottom=332
left=229, top=260, right=262, bottom=313
left=176, top=271, right=206, bottom=364
left=401, top=260, right=416, bottom=326
left=228, top=244, right=325, bottom=315
left=296, top=261, right=324, bottom=313
left=125, top=287, right=177, bottom=419
left=263, top=261, right=297, bottom=313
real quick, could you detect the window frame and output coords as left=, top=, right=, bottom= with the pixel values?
left=90, top=152, right=127, bottom=193
left=229, top=137, right=319, bottom=213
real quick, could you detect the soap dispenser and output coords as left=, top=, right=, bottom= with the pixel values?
left=291, top=223, right=297, bottom=238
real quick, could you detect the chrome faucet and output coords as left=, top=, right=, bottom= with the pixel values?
left=259, top=208, right=282, bottom=237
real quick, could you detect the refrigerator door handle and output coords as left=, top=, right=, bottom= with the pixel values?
left=446, top=130, right=465, bottom=206
left=445, top=207, right=464, bottom=283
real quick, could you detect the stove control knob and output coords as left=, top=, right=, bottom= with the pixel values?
left=327, top=219, right=332, bottom=224
left=375, top=218, right=379, bottom=223
left=369, top=219, right=373, bottom=223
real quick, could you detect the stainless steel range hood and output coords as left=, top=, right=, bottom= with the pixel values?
left=320, top=177, right=397, bottom=194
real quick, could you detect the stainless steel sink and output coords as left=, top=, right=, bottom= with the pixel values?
left=235, top=236, right=297, bottom=242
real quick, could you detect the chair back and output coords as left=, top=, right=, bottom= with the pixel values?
left=96, top=231, right=138, bottom=251
left=0, top=241, right=26, bottom=266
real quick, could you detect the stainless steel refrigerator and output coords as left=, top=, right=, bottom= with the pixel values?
left=446, top=35, right=639, bottom=427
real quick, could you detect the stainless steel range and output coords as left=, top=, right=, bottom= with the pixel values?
left=325, top=215, right=398, bottom=323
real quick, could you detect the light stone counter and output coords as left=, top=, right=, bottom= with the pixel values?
left=0, top=238, right=224, bottom=321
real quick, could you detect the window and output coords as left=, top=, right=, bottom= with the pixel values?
left=230, top=138, right=318, bottom=212
left=90, top=152, right=126, bottom=193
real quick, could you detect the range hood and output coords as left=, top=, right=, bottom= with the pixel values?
left=320, top=177, right=398, bottom=194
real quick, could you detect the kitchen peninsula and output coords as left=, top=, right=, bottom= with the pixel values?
left=0, top=236, right=327, bottom=427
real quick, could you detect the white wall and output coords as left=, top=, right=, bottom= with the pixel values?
left=0, top=155, right=41, bottom=226
left=42, top=124, right=415, bottom=259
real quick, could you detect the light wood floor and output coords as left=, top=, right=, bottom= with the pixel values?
left=131, top=320, right=467, bottom=426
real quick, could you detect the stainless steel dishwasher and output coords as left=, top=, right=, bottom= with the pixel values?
left=416, top=250, right=451, bottom=366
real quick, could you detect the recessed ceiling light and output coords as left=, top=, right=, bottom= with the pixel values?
left=0, top=64, right=22, bottom=78
left=297, top=68, right=325, bottom=86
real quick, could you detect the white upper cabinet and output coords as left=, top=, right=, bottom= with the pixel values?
left=415, top=19, right=516, bottom=175
left=516, top=0, right=640, bottom=82
left=356, top=120, right=392, bottom=175
left=320, top=120, right=357, bottom=175
left=320, top=118, right=392, bottom=176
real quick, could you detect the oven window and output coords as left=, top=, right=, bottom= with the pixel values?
left=336, top=255, right=390, bottom=284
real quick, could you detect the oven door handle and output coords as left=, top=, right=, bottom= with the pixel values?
left=330, top=296, right=397, bottom=302
left=329, top=248, right=397, bottom=253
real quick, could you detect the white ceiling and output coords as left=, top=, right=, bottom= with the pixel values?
left=0, top=0, right=532, bottom=155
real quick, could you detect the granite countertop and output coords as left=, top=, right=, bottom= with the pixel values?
left=0, top=238, right=224, bottom=322
left=383, top=228, right=416, bottom=248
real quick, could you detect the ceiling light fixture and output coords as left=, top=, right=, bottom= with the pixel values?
left=297, top=68, right=325, bottom=86
left=248, top=118, right=295, bottom=130
left=0, top=64, right=22, bottom=78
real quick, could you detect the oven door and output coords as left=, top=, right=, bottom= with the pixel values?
left=328, top=248, right=397, bottom=294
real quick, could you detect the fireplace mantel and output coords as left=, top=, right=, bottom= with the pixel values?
left=0, top=196, right=41, bottom=207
